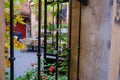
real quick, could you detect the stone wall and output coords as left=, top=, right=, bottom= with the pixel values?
left=70, top=0, right=113, bottom=80
left=0, top=0, right=5, bottom=80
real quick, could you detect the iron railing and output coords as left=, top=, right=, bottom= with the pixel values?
left=37, top=0, right=42, bottom=79
left=68, top=0, right=72, bottom=79
left=9, top=0, right=88, bottom=80
left=9, top=0, right=15, bottom=80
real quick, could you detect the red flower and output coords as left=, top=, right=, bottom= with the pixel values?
left=48, top=66, right=55, bottom=73
left=30, top=62, right=34, bottom=67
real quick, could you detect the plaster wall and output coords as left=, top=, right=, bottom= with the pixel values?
left=109, top=0, right=120, bottom=80
left=30, top=9, right=38, bottom=38
left=70, top=0, right=113, bottom=80
left=0, top=0, right=5, bottom=80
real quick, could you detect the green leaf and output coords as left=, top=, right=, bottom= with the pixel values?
left=33, top=0, right=38, bottom=4
left=5, top=33, right=10, bottom=37
left=60, top=0, right=64, bottom=2
left=50, top=1, right=57, bottom=7
left=14, top=0, right=17, bottom=3
left=53, top=12, right=57, bottom=16
left=19, top=0, right=25, bottom=3
left=4, top=2, right=10, bottom=8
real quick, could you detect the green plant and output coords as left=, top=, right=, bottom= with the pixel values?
left=15, top=60, right=68, bottom=80
left=5, top=70, right=10, bottom=80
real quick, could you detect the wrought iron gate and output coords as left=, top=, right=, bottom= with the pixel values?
left=9, top=0, right=88, bottom=80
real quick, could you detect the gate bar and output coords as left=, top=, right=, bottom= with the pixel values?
left=77, top=2, right=82, bottom=80
left=9, top=0, right=15, bottom=80
left=60, top=4, right=62, bottom=45
left=44, top=0, right=47, bottom=59
left=47, top=0, right=68, bottom=5
left=52, top=1, right=55, bottom=47
left=56, top=0, right=60, bottom=80
left=37, top=0, right=42, bottom=79
left=68, top=0, right=72, bottom=79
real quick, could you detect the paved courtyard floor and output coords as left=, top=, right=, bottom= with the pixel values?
left=6, top=49, right=43, bottom=78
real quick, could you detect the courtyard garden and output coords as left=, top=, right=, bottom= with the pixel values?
left=4, top=0, right=69, bottom=80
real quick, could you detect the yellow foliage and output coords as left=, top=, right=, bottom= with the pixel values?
left=5, top=26, right=10, bottom=32
left=14, top=15, right=25, bottom=25
left=5, top=59, right=10, bottom=68
left=5, top=13, right=10, bottom=22
left=5, top=53, right=9, bottom=58
left=15, top=15, right=24, bottom=21
left=14, top=39, right=26, bottom=50
left=4, top=38, right=26, bottom=50
left=5, top=43, right=10, bottom=49
left=5, top=13, right=25, bottom=25
left=21, top=44, right=26, bottom=51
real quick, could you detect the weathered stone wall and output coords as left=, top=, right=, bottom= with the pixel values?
left=70, top=0, right=113, bottom=80
left=109, top=0, right=120, bottom=80
left=0, top=0, right=5, bottom=80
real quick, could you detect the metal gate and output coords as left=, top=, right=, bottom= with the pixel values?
left=9, top=0, right=88, bottom=80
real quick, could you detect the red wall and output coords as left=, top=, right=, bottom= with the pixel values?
left=14, top=23, right=26, bottom=38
